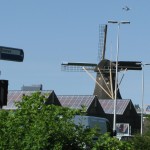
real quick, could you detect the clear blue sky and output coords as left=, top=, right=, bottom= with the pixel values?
left=0, top=1, right=150, bottom=107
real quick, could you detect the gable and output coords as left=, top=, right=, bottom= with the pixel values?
left=45, top=91, right=61, bottom=106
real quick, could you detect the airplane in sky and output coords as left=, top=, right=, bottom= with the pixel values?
left=122, top=6, right=130, bottom=11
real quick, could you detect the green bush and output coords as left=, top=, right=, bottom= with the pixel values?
left=93, top=133, right=133, bottom=150
left=130, top=135, right=150, bottom=150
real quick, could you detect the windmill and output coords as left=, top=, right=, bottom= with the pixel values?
left=61, top=24, right=142, bottom=99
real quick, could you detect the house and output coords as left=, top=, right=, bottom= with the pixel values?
left=3, top=90, right=140, bottom=134
left=56, top=96, right=140, bottom=134
left=99, top=99, right=141, bottom=134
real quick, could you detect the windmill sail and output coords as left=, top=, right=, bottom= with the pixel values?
left=98, top=24, right=107, bottom=61
left=61, top=62, right=97, bottom=72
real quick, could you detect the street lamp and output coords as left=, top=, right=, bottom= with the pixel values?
left=108, top=20, right=130, bottom=134
left=140, top=63, right=150, bottom=135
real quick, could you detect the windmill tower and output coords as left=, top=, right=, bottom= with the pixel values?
left=61, top=24, right=142, bottom=99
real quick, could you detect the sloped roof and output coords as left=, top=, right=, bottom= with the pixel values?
left=3, top=90, right=53, bottom=110
left=99, top=99, right=131, bottom=115
left=57, top=95, right=96, bottom=110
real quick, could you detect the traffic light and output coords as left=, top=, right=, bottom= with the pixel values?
left=0, top=80, right=8, bottom=108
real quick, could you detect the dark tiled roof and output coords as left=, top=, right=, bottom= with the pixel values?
left=3, top=90, right=53, bottom=110
left=57, top=95, right=96, bottom=110
left=99, top=99, right=130, bottom=115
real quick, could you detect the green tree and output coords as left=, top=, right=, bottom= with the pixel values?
left=0, top=92, right=133, bottom=149
left=0, top=92, right=96, bottom=149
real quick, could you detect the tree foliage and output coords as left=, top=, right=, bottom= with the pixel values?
left=0, top=92, right=133, bottom=149
left=93, top=133, right=133, bottom=150
left=130, top=135, right=150, bottom=150
left=129, top=114, right=150, bottom=150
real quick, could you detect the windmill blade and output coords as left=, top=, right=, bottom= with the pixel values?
left=98, top=24, right=107, bottom=61
left=112, top=61, right=142, bottom=71
left=61, top=62, right=97, bottom=72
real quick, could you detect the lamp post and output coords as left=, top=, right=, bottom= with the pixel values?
left=140, top=63, right=150, bottom=135
left=108, top=21, right=130, bottom=134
